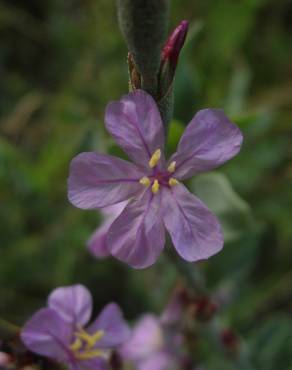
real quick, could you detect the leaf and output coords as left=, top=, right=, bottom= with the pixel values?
left=249, top=317, right=292, bottom=370
left=191, top=172, right=255, bottom=242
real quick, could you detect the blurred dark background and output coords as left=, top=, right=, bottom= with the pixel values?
left=1, top=1, right=292, bottom=369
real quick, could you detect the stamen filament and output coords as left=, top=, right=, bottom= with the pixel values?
left=75, top=329, right=104, bottom=349
left=70, top=338, right=82, bottom=351
left=152, top=179, right=160, bottom=194
left=149, top=149, right=161, bottom=168
left=75, top=349, right=104, bottom=360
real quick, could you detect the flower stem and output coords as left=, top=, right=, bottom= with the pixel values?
left=117, top=0, right=169, bottom=97
left=165, top=246, right=207, bottom=296
left=166, top=244, right=255, bottom=370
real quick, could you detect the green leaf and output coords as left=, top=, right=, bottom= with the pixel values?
left=191, top=172, right=255, bottom=242
left=249, top=317, right=292, bottom=370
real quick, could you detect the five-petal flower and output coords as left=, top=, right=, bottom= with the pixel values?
left=21, top=284, right=130, bottom=370
left=68, top=90, right=243, bottom=269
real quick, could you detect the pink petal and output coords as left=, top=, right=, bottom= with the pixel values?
left=107, top=190, right=165, bottom=269
left=68, top=152, right=143, bottom=209
left=161, top=185, right=223, bottom=261
left=169, top=109, right=243, bottom=179
left=21, top=308, right=72, bottom=362
left=105, top=90, right=165, bottom=170
left=138, top=351, right=173, bottom=370
left=48, top=285, right=92, bottom=326
left=87, top=303, right=130, bottom=349
left=87, top=202, right=128, bottom=258
left=120, top=315, right=163, bottom=361
left=69, top=358, right=108, bottom=370
left=87, top=220, right=112, bottom=258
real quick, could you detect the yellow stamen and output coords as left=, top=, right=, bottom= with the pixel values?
left=75, top=349, right=104, bottom=360
left=149, top=149, right=161, bottom=168
left=75, top=329, right=104, bottom=349
left=139, top=176, right=151, bottom=187
left=152, top=179, right=160, bottom=194
left=169, top=178, right=179, bottom=187
left=70, top=338, right=82, bottom=352
left=167, top=161, right=176, bottom=173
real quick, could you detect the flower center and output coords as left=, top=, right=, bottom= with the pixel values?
left=139, top=149, right=179, bottom=194
left=69, top=327, right=105, bottom=360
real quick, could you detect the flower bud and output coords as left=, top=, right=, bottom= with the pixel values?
left=158, top=20, right=189, bottom=103
left=192, top=297, right=218, bottom=321
left=221, top=329, right=240, bottom=354
left=161, top=20, right=189, bottom=69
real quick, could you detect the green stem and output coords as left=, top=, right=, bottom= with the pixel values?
left=117, top=0, right=169, bottom=97
left=165, top=245, right=206, bottom=295
left=167, top=243, right=255, bottom=370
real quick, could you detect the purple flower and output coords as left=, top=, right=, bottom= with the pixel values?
left=120, top=315, right=177, bottom=370
left=120, top=293, right=186, bottom=370
left=87, top=202, right=127, bottom=258
left=21, top=285, right=130, bottom=370
left=68, top=90, right=243, bottom=269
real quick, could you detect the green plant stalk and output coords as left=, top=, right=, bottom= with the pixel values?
left=117, top=0, right=169, bottom=97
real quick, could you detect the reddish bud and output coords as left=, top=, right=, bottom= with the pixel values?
left=161, top=20, right=189, bottom=68
left=193, top=297, right=218, bottom=321
left=221, top=329, right=240, bottom=354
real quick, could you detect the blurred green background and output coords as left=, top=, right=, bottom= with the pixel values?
left=1, top=0, right=292, bottom=369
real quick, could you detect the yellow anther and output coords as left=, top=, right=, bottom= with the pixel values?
left=152, top=179, right=160, bottom=194
left=169, top=178, right=179, bottom=187
left=75, top=329, right=104, bottom=349
left=91, top=330, right=104, bottom=344
left=149, top=149, right=161, bottom=168
left=139, top=176, right=151, bottom=187
left=70, top=338, right=82, bottom=352
left=167, top=161, right=176, bottom=173
left=75, top=349, right=104, bottom=360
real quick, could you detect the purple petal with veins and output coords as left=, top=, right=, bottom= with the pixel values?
left=107, top=190, right=165, bottom=269
left=161, top=185, right=223, bottom=262
left=48, top=285, right=92, bottom=326
left=68, top=152, right=143, bottom=209
left=169, top=109, right=243, bottom=180
left=105, top=90, right=165, bottom=170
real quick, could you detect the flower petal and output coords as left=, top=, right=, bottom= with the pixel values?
left=69, top=358, right=108, bottom=370
left=87, top=202, right=128, bottom=258
left=21, top=308, right=72, bottom=362
left=161, top=185, right=223, bottom=261
left=120, top=315, right=163, bottom=361
left=87, top=221, right=112, bottom=258
left=169, top=109, right=243, bottom=179
left=107, top=190, right=165, bottom=269
left=105, top=90, right=165, bottom=169
left=68, top=152, right=143, bottom=209
left=48, top=285, right=92, bottom=326
left=138, top=351, right=173, bottom=370
left=87, top=303, right=130, bottom=349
